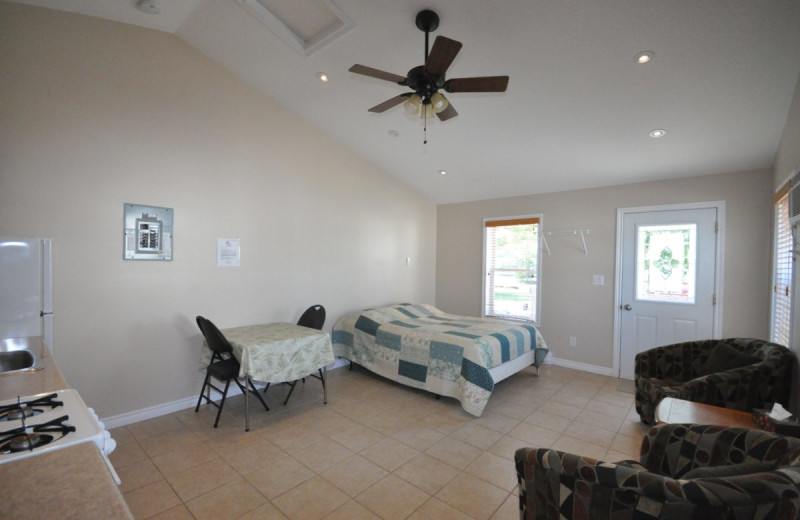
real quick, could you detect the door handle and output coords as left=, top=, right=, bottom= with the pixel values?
left=621, top=304, right=632, bottom=311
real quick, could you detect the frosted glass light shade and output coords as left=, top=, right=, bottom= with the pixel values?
left=420, top=103, right=436, bottom=119
left=403, top=94, right=421, bottom=115
left=431, top=92, right=449, bottom=113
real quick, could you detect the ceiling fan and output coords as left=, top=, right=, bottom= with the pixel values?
left=349, top=9, right=509, bottom=124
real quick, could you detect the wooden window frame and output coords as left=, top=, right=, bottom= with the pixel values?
left=482, top=215, right=542, bottom=324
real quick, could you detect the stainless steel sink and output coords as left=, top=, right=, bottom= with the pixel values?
left=0, top=344, right=43, bottom=375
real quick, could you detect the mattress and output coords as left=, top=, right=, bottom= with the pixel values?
left=332, top=303, right=548, bottom=416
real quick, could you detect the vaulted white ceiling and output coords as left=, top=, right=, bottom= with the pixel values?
left=12, top=0, right=800, bottom=203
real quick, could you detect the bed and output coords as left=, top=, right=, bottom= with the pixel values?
left=332, top=303, right=549, bottom=416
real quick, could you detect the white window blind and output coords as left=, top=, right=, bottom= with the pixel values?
left=771, top=192, right=793, bottom=346
left=484, top=217, right=540, bottom=322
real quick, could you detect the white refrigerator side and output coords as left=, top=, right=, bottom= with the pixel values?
left=41, top=239, right=54, bottom=351
left=0, top=238, right=54, bottom=351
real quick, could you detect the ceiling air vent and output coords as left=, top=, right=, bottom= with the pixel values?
left=238, top=0, right=354, bottom=57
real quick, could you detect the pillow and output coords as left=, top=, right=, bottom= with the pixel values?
left=700, top=343, right=761, bottom=376
left=683, top=462, right=776, bottom=479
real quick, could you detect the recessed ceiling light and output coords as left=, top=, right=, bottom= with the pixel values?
left=317, top=72, right=329, bottom=82
left=135, top=0, right=161, bottom=14
left=439, top=170, right=447, bottom=175
left=649, top=129, right=667, bottom=138
left=635, top=51, right=654, bottom=64
left=387, top=130, right=400, bottom=137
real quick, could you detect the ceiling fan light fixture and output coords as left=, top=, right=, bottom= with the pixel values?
left=403, top=94, right=422, bottom=115
left=431, top=92, right=449, bottom=113
left=420, top=102, right=436, bottom=119
left=348, top=9, right=508, bottom=142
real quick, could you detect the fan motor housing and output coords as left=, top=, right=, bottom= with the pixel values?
left=406, top=65, right=443, bottom=97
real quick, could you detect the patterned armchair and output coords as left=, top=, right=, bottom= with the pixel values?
left=634, top=338, right=793, bottom=424
left=515, top=423, right=800, bottom=520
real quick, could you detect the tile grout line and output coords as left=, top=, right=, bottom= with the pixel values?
left=111, top=366, right=644, bottom=519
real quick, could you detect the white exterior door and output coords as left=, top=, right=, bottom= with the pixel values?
left=617, top=205, right=721, bottom=379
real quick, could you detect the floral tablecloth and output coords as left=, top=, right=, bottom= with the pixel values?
left=201, top=322, right=334, bottom=383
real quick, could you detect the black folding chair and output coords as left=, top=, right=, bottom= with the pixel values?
left=297, top=304, right=325, bottom=330
left=195, top=316, right=269, bottom=428
left=281, top=305, right=327, bottom=405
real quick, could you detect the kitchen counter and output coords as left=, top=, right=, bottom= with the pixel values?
left=0, top=337, right=134, bottom=520
left=0, top=443, right=133, bottom=520
left=0, top=337, right=67, bottom=400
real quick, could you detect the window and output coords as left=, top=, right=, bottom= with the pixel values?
left=483, top=216, right=541, bottom=322
left=635, top=224, right=697, bottom=304
left=771, top=189, right=793, bottom=346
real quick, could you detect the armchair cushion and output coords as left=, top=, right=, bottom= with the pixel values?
left=634, top=338, right=793, bottom=424
left=515, top=424, right=800, bottom=520
left=700, top=343, right=761, bottom=376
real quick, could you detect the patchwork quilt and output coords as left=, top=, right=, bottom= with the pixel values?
left=332, top=303, right=548, bottom=416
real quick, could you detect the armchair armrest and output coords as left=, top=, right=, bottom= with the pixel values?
left=678, top=360, right=791, bottom=412
left=639, top=423, right=800, bottom=476
left=515, top=446, right=775, bottom=520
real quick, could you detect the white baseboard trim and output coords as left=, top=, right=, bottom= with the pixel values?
left=548, top=356, right=616, bottom=377
left=102, top=395, right=199, bottom=430
left=102, top=357, right=612, bottom=428
left=101, top=360, right=351, bottom=429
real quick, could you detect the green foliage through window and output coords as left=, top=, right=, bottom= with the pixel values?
left=484, top=218, right=540, bottom=322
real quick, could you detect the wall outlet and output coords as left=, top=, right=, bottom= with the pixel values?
left=569, top=336, right=577, bottom=347
left=406, top=257, right=411, bottom=266
left=592, top=275, right=604, bottom=286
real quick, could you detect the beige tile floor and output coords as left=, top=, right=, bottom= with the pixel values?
left=109, top=364, right=647, bottom=520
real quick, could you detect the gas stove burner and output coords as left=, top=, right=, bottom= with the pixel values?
left=0, top=393, right=63, bottom=422
left=3, top=433, right=53, bottom=453
left=4, top=406, right=35, bottom=421
left=0, top=414, right=75, bottom=454
left=0, top=389, right=117, bottom=477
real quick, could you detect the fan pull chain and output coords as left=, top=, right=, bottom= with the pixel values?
left=423, top=104, right=428, bottom=144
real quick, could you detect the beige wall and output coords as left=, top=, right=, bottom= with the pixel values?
left=437, top=169, right=773, bottom=372
left=773, top=73, right=800, bottom=190
left=0, top=4, right=436, bottom=418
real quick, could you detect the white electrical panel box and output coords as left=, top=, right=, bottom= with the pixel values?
left=123, top=203, right=173, bottom=261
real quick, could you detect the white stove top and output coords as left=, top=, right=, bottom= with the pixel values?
left=0, top=389, right=116, bottom=465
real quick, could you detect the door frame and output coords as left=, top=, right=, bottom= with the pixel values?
left=612, top=201, right=726, bottom=377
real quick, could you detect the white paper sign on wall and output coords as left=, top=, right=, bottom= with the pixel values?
left=217, top=238, right=240, bottom=267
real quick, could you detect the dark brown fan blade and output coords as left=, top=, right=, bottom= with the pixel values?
left=349, top=65, right=407, bottom=84
left=444, top=76, right=509, bottom=93
left=424, top=36, right=462, bottom=77
left=436, top=102, right=458, bottom=121
left=368, top=93, right=411, bottom=113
